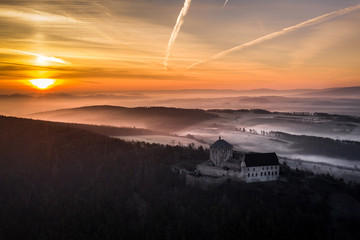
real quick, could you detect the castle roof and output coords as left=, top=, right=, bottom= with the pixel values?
left=210, top=137, right=233, bottom=149
left=244, top=153, right=279, bottom=167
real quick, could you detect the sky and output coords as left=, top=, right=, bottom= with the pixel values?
left=0, top=0, right=359, bottom=93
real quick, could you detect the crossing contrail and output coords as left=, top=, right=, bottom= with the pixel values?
left=188, top=3, right=360, bottom=69
left=164, top=0, right=192, bottom=69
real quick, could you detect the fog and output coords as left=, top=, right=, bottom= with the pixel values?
left=1, top=87, right=359, bottom=181
left=1, top=87, right=360, bottom=117
left=281, top=158, right=360, bottom=183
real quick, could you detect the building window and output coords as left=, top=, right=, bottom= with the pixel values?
left=264, top=172, right=266, bottom=176
left=261, top=172, right=263, bottom=176
left=268, top=172, right=270, bottom=175
left=248, top=173, right=250, bottom=177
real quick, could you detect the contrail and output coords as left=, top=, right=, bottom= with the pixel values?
left=164, top=0, right=192, bottom=69
left=188, top=3, right=360, bottom=69
left=11, top=49, right=67, bottom=64
left=223, top=0, right=229, bottom=8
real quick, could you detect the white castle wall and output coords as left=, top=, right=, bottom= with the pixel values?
left=245, top=165, right=280, bottom=183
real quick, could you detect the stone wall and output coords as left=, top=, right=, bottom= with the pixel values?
left=227, top=170, right=245, bottom=180
left=197, top=164, right=227, bottom=177
left=197, top=164, right=245, bottom=181
left=210, top=149, right=232, bottom=165
left=220, top=161, right=241, bottom=170
left=186, top=174, right=227, bottom=190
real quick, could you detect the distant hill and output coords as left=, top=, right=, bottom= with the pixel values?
left=298, top=86, right=360, bottom=98
left=58, top=122, right=160, bottom=136
left=29, top=106, right=218, bottom=132
left=0, top=92, right=148, bottom=100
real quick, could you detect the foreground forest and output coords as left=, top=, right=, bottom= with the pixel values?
left=0, top=116, right=360, bottom=240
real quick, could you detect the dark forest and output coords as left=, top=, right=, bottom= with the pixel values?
left=0, top=116, right=359, bottom=240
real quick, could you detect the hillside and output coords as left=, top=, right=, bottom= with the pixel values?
left=29, top=105, right=217, bottom=132
left=57, top=122, right=159, bottom=136
left=0, top=116, right=360, bottom=240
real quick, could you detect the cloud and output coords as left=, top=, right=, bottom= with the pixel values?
left=0, top=7, right=81, bottom=23
left=188, top=3, right=360, bottom=69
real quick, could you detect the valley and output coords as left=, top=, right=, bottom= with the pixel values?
left=24, top=105, right=360, bottom=182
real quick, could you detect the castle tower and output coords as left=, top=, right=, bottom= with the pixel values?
left=209, top=137, right=233, bottom=166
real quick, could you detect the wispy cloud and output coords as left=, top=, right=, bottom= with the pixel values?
left=11, top=49, right=68, bottom=65
left=188, top=3, right=360, bottom=69
left=0, top=7, right=80, bottom=23
left=223, top=0, right=229, bottom=8
left=164, top=0, right=192, bottom=69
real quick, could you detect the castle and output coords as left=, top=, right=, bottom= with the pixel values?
left=194, top=137, right=280, bottom=183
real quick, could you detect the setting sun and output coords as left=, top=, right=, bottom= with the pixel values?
left=29, top=79, right=56, bottom=89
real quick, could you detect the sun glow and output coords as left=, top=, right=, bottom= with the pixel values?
left=36, top=55, right=50, bottom=65
left=29, top=79, right=56, bottom=89
left=35, top=55, right=66, bottom=65
left=10, top=50, right=67, bottom=66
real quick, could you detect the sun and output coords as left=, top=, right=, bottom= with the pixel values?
left=29, top=79, right=56, bottom=90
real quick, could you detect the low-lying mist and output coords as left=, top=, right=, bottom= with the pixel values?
left=1, top=87, right=360, bottom=117
left=1, top=88, right=360, bottom=182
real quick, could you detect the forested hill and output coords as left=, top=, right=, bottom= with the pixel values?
left=1, top=116, right=360, bottom=240
left=0, top=116, right=158, bottom=167
left=29, top=105, right=217, bottom=132
left=0, top=115, right=206, bottom=177
left=55, top=122, right=159, bottom=136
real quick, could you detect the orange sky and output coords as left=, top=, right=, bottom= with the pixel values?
left=0, top=0, right=359, bottom=93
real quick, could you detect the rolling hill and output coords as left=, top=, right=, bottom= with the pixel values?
left=29, top=105, right=218, bottom=132
left=298, top=86, right=360, bottom=98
